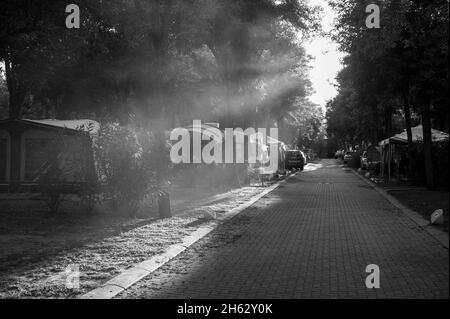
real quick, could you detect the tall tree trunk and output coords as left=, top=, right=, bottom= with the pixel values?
left=385, top=105, right=393, bottom=139
left=402, top=93, right=415, bottom=185
left=155, top=0, right=173, bottom=187
left=370, top=101, right=379, bottom=146
left=151, top=0, right=173, bottom=217
left=421, top=95, right=435, bottom=190
left=4, top=50, right=21, bottom=119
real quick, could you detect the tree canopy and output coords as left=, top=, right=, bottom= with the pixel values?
left=327, top=0, right=449, bottom=188
left=0, top=0, right=323, bottom=142
left=327, top=0, right=448, bottom=147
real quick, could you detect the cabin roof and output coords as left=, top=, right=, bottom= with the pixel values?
left=0, top=118, right=100, bottom=135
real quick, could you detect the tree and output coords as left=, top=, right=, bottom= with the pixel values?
left=1, top=0, right=324, bottom=194
left=0, top=0, right=102, bottom=118
left=0, top=73, right=8, bottom=119
left=328, top=0, right=449, bottom=188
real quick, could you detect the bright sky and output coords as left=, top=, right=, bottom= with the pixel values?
left=304, top=0, right=344, bottom=109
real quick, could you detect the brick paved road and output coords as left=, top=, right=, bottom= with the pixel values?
left=119, top=159, right=449, bottom=299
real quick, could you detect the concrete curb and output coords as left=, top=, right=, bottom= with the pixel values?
left=80, top=173, right=292, bottom=299
left=351, top=169, right=449, bottom=250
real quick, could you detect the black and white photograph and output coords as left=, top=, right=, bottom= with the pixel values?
left=0, top=0, right=448, bottom=305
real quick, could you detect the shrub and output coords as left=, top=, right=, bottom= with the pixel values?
left=432, top=139, right=449, bottom=188
left=412, top=139, right=449, bottom=189
left=93, top=123, right=158, bottom=215
left=38, top=129, right=98, bottom=214
left=38, top=146, right=64, bottom=214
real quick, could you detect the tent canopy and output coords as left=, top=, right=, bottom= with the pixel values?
left=379, top=125, right=449, bottom=146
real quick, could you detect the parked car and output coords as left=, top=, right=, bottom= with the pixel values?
left=360, top=147, right=381, bottom=172
left=302, top=149, right=315, bottom=162
left=343, top=151, right=354, bottom=164
left=360, top=151, right=369, bottom=170
left=335, top=150, right=344, bottom=159
left=285, top=150, right=306, bottom=171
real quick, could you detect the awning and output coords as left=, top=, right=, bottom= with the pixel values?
left=379, top=125, right=449, bottom=146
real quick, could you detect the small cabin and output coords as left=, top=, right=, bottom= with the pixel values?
left=0, top=119, right=99, bottom=193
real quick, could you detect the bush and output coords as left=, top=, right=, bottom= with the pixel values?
left=38, top=148, right=64, bottom=214
left=36, top=123, right=163, bottom=215
left=38, top=129, right=98, bottom=214
left=432, top=140, right=449, bottom=188
left=170, top=163, right=245, bottom=189
left=93, top=123, right=158, bottom=215
left=412, top=139, right=449, bottom=189
left=347, top=152, right=361, bottom=168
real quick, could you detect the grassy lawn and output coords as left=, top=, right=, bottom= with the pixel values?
left=386, top=189, right=449, bottom=233
left=0, top=181, right=276, bottom=298
left=352, top=164, right=449, bottom=233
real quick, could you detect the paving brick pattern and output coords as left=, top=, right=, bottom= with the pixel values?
left=119, top=160, right=449, bottom=299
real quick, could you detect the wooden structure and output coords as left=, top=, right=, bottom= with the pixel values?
left=0, top=119, right=99, bottom=193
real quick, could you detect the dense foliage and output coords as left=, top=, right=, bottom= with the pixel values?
left=0, top=0, right=322, bottom=140
left=327, top=0, right=449, bottom=188
left=0, top=1, right=329, bottom=213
